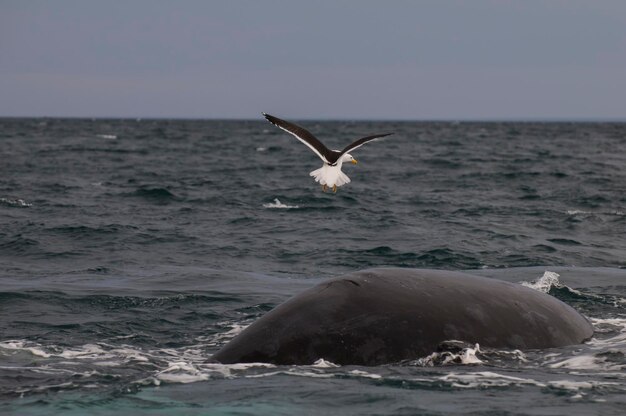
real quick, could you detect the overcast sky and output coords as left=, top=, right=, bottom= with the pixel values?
left=1, top=1, right=625, bottom=119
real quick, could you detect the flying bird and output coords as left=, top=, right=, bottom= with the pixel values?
left=262, top=113, right=393, bottom=192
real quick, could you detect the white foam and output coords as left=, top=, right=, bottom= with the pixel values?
left=2, top=338, right=282, bottom=390
left=520, top=270, right=591, bottom=297
left=413, top=343, right=483, bottom=366
left=152, top=360, right=274, bottom=383
left=109, top=347, right=150, bottom=362
left=0, top=340, right=52, bottom=357
left=349, top=369, right=382, bottom=379
left=0, top=197, right=32, bottom=207
left=312, top=358, right=340, bottom=368
left=263, top=198, right=299, bottom=209
left=15, top=382, right=76, bottom=394
left=460, top=344, right=483, bottom=364
left=544, top=316, right=626, bottom=372
left=0, top=340, right=158, bottom=365
left=285, top=370, right=335, bottom=378
left=520, top=270, right=561, bottom=293
left=221, top=362, right=275, bottom=371
left=96, top=134, right=117, bottom=139
left=245, top=369, right=335, bottom=379
left=590, top=317, right=626, bottom=328
left=587, top=317, right=626, bottom=348
left=5, top=319, right=625, bottom=392
left=244, top=371, right=285, bottom=379
left=566, top=210, right=591, bottom=216
left=496, top=349, right=528, bottom=362
left=566, top=209, right=625, bottom=216
left=439, top=371, right=545, bottom=389
left=548, top=380, right=619, bottom=391
left=156, top=361, right=210, bottom=383
left=93, top=361, right=122, bottom=367
left=57, top=344, right=107, bottom=359
left=548, top=355, right=604, bottom=370
left=203, top=322, right=251, bottom=346
left=141, top=361, right=275, bottom=385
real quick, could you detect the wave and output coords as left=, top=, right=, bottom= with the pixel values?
left=46, top=224, right=135, bottom=237
left=520, top=270, right=562, bottom=293
left=329, top=246, right=484, bottom=269
left=1, top=279, right=625, bottom=399
left=566, top=209, right=626, bottom=216
left=127, top=187, right=178, bottom=202
left=0, top=236, right=40, bottom=254
left=0, top=197, right=32, bottom=207
left=543, top=317, right=626, bottom=372
left=3, top=328, right=623, bottom=397
left=517, top=270, right=626, bottom=308
left=410, top=341, right=483, bottom=366
left=262, top=198, right=299, bottom=209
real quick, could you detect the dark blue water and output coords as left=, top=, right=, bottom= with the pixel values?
left=1, top=118, right=625, bottom=415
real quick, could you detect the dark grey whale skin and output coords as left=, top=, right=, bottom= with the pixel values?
left=212, top=268, right=594, bottom=366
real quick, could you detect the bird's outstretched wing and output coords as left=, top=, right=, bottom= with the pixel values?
left=338, top=133, right=394, bottom=157
left=262, top=113, right=333, bottom=164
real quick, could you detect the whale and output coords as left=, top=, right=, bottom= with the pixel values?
left=212, top=268, right=593, bottom=366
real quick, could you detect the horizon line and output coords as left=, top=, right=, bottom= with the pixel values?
left=1, top=115, right=626, bottom=123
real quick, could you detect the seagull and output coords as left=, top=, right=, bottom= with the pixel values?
left=262, top=113, right=393, bottom=192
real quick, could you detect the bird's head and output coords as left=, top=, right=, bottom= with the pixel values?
left=342, top=153, right=358, bottom=165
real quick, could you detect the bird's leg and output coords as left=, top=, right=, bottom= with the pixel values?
left=332, top=185, right=337, bottom=193
left=322, top=184, right=327, bottom=192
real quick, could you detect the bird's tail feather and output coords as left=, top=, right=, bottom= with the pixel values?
left=309, top=167, right=351, bottom=187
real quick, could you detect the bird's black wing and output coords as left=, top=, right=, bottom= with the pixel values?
left=338, top=133, right=394, bottom=157
left=262, top=113, right=333, bottom=164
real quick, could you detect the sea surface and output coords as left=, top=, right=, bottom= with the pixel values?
left=1, top=118, right=625, bottom=415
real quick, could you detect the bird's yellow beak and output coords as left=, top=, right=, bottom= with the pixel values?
left=351, top=159, right=358, bottom=165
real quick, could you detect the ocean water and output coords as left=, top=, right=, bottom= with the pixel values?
left=1, top=118, right=625, bottom=415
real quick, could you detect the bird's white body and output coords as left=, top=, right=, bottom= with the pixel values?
left=261, top=113, right=392, bottom=192
left=309, top=156, right=352, bottom=188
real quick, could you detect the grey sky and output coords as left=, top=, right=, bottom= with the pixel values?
left=1, top=1, right=625, bottom=119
